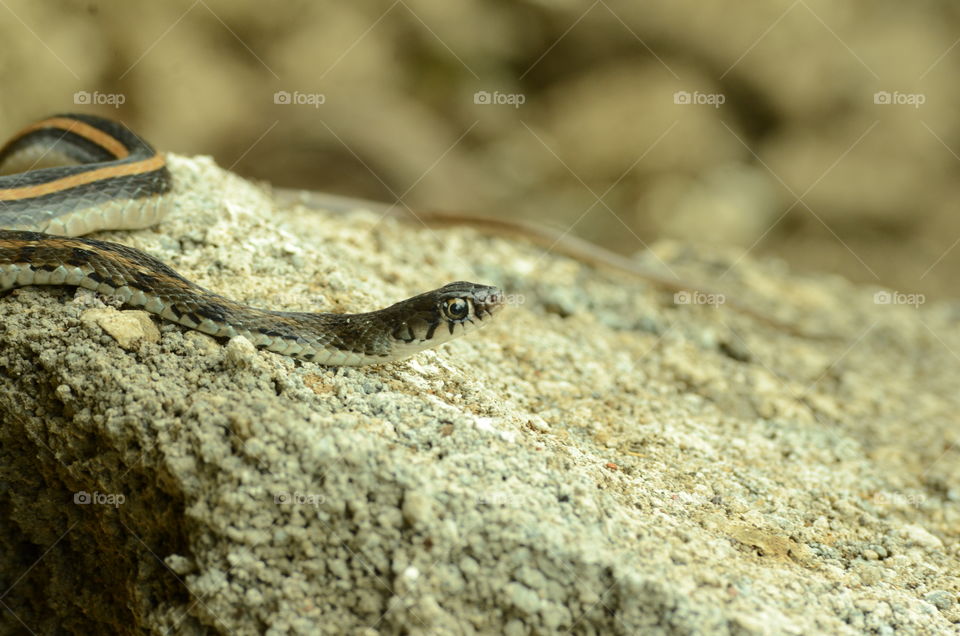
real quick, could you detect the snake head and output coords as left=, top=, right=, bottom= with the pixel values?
left=387, top=280, right=504, bottom=356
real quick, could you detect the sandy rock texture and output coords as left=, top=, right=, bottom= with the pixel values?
left=1, top=156, right=958, bottom=634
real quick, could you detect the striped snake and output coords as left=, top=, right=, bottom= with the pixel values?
left=0, top=114, right=503, bottom=365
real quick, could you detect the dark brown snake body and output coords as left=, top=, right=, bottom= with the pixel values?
left=0, top=114, right=503, bottom=365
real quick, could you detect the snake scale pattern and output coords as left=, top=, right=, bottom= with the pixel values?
left=0, top=114, right=503, bottom=365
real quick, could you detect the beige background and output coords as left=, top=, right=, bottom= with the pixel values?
left=2, top=0, right=959, bottom=297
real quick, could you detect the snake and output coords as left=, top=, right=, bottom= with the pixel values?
left=0, top=114, right=503, bottom=365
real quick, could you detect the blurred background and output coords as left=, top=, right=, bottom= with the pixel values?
left=1, top=0, right=958, bottom=297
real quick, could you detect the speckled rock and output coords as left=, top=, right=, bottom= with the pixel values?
left=0, top=156, right=958, bottom=634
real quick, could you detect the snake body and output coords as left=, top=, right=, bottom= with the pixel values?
left=0, top=114, right=502, bottom=365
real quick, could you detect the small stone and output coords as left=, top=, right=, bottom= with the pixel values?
left=504, top=619, right=527, bottom=636
left=224, top=336, right=258, bottom=366
left=82, top=308, right=160, bottom=350
left=900, top=524, right=943, bottom=549
left=402, top=491, right=434, bottom=527
left=924, top=590, right=955, bottom=610
left=505, top=582, right=541, bottom=614
left=855, top=562, right=883, bottom=585
left=164, top=554, right=194, bottom=575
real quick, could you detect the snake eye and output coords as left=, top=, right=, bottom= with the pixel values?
left=443, top=297, right=470, bottom=320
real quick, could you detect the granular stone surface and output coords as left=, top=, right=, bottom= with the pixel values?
left=0, top=156, right=957, bottom=634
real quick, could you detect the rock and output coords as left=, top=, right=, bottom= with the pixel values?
left=81, top=308, right=160, bottom=351
left=1, top=155, right=958, bottom=634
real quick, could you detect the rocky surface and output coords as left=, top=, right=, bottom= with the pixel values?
left=1, top=156, right=958, bottom=634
